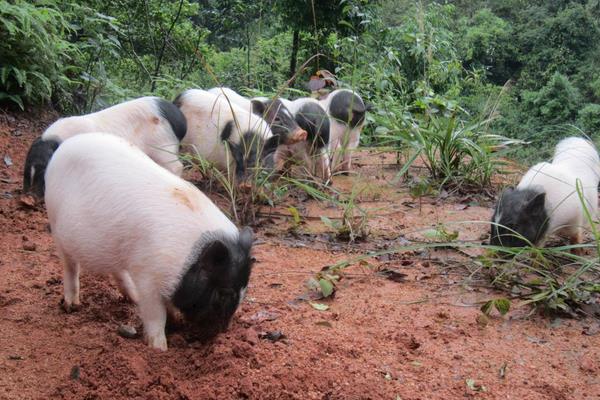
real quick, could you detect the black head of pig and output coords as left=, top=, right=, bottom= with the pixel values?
left=172, top=227, right=254, bottom=336
left=251, top=98, right=307, bottom=144
left=223, top=125, right=279, bottom=184
left=489, top=187, right=549, bottom=248
left=23, top=137, right=61, bottom=198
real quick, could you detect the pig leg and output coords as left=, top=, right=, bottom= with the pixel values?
left=314, top=150, right=331, bottom=182
left=569, top=227, right=584, bottom=256
left=61, top=251, right=80, bottom=313
left=137, top=286, right=168, bottom=351
left=115, top=271, right=139, bottom=304
left=340, top=127, right=361, bottom=173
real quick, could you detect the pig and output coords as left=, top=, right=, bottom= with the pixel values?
left=175, top=89, right=280, bottom=183
left=45, top=132, right=253, bottom=351
left=319, top=89, right=367, bottom=173
left=207, top=87, right=307, bottom=144
left=23, top=97, right=187, bottom=198
left=490, top=137, right=600, bottom=250
left=276, top=97, right=331, bottom=181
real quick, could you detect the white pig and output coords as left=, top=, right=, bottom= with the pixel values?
left=490, top=137, right=600, bottom=250
left=23, top=96, right=187, bottom=197
left=319, top=89, right=367, bottom=173
left=45, top=132, right=253, bottom=351
left=207, top=87, right=307, bottom=145
left=175, top=89, right=280, bottom=183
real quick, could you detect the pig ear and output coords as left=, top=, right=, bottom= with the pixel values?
left=251, top=99, right=266, bottom=116
left=525, top=192, right=546, bottom=213
left=239, top=226, right=254, bottom=252
left=200, top=240, right=231, bottom=272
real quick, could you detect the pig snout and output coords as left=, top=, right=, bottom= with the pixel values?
left=287, top=128, right=308, bottom=144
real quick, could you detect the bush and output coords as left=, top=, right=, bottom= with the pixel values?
left=522, top=72, right=582, bottom=126
left=578, top=103, right=600, bottom=134
left=0, top=1, right=77, bottom=108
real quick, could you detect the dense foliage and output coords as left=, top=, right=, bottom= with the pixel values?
left=1, top=0, right=599, bottom=161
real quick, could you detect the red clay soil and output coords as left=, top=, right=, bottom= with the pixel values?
left=0, top=110, right=599, bottom=400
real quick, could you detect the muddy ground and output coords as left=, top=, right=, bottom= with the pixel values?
left=0, top=110, right=599, bottom=400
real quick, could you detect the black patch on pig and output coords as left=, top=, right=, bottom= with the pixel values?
left=296, top=102, right=330, bottom=152
left=329, top=90, right=366, bottom=128
left=22, top=137, right=60, bottom=198
left=228, top=131, right=279, bottom=182
left=489, top=187, right=549, bottom=248
left=252, top=98, right=301, bottom=142
left=220, top=121, right=234, bottom=142
left=172, top=227, right=254, bottom=337
left=156, top=98, right=187, bottom=141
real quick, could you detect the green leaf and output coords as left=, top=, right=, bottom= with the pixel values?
left=494, top=298, right=511, bottom=316
left=320, top=216, right=337, bottom=229
left=309, top=302, right=329, bottom=311
left=287, top=206, right=301, bottom=226
left=319, top=278, right=334, bottom=298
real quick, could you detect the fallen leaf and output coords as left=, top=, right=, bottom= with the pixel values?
left=526, top=336, right=547, bottom=344
left=70, top=365, right=80, bottom=380
left=19, top=195, right=37, bottom=209
left=295, top=290, right=324, bottom=302
left=309, top=302, right=329, bottom=311
left=258, top=330, right=286, bottom=342
left=402, top=201, right=416, bottom=208
left=499, top=362, right=508, bottom=379
left=476, top=314, right=489, bottom=328
left=377, top=268, right=408, bottom=283
left=319, top=278, right=335, bottom=298
left=465, top=378, right=486, bottom=392
left=582, top=323, right=600, bottom=336
left=3, top=155, right=13, bottom=167
left=247, top=310, right=280, bottom=323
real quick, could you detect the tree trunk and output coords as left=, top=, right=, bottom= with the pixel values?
left=246, top=26, right=251, bottom=87
left=289, top=29, right=300, bottom=79
left=151, top=0, right=184, bottom=92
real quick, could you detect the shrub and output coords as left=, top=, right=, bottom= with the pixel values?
left=522, top=72, right=582, bottom=126
left=0, top=1, right=77, bottom=108
left=578, top=103, right=600, bottom=134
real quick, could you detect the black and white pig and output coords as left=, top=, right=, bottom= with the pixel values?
left=319, top=89, right=367, bottom=173
left=45, top=132, right=253, bottom=351
left=23, top=96, right=187, bottom=198
left=207, top=87, right=308, bottom=145
left=490, top=137, right=600, bottom=251
left=277, top=97, right=331, bottom=181
left=175, top=89, right=280, bottom=183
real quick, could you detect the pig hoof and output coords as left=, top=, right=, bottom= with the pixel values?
left=146, top=335, right=168, bottom=351
left=60, top=299, right=81, bottom=313
left=238, top=182, right=253, bottom=193
left=571, top=247, right=585, bottom=256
